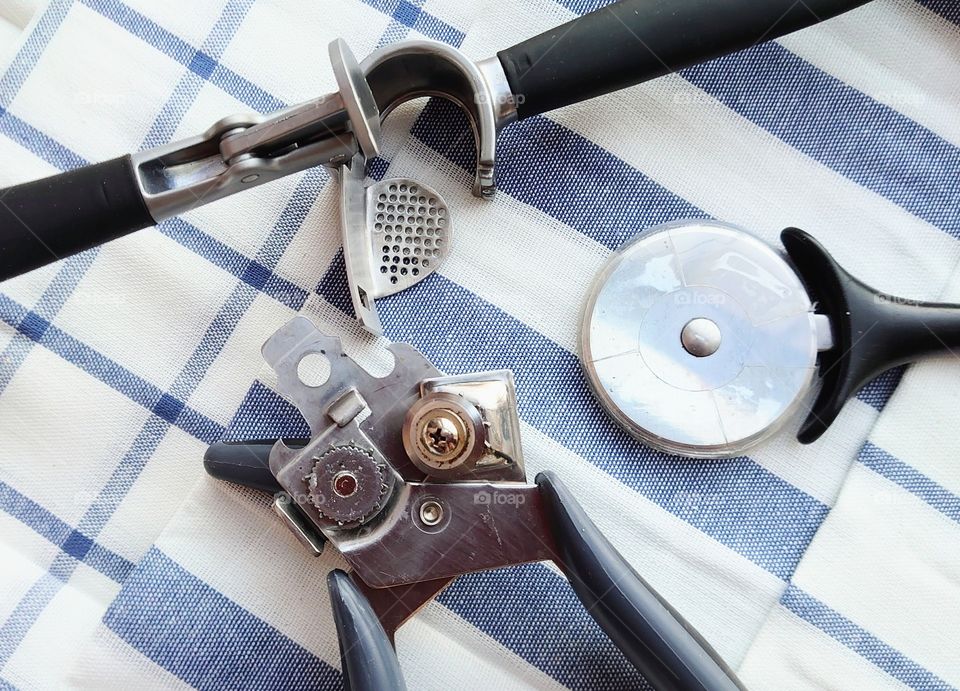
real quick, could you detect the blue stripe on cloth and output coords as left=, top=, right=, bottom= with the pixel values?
left=0, top=481, right=134, bottom=583
left=681, top=42, right=960, bottom=238
left=0, top=575, right=62, bottom=667
left=0, top=110, right=86, bottom=169
left=781, top=585, right=951, bottom=690
left=439, top=563, right=648, bottom=690
left=361, top=0, right=465, bottom=45
left=0, top=294, right=226, bottom=442
left=859, top=442, right=960, bottom=524
left=316, top=260, right=828, bottom=580
left=104, top=548, right=341, bottom=690
left=918, top=0, right=960, bottom=24
left=225, top=381, right=310, bottom=440
left=0, top=0, right=72, bottom=108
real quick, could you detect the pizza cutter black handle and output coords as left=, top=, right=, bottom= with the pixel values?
left=496, top=0, right=871, bottom=120
left=0, top=155, right=155, bottom=281
left=782, top=228, right=960, bottom=444
left=327, top=570, right=407, bottom=691
left=536, top=471, right=743, bottom=691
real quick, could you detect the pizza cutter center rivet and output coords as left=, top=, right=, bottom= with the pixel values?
left=680, top=318, right=722, bottom=357
left=332, top=470, right=358, bottom=497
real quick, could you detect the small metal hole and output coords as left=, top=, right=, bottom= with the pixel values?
left=380, top=266, right=387, bottom=274
left=423, top=259, right=430, bottom=267
left=390, top=276, right=398, bottom=284
left=400, top=268, right=408, bottom=275
left=412, top=268, right=420, bottom=276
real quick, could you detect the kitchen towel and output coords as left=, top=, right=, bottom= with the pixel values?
left=1, top=0, right=959, bottom=688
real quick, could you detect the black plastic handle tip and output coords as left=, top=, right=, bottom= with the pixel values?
left=327, top=570, right=407, bottom=691
left=203, top=439, right=307, bottom=494
left=0, top=155, right=154, bottom=281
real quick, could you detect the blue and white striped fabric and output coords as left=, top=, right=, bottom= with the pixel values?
left=1, top=0, right=958, bottom=688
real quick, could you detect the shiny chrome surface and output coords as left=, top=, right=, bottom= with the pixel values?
left=340, top=153, right=452, bottom=335
left=581, top=220, right=821, bottom=458
left=362, top=40, right=499, bottom=197
left=262, top=317, right=552, bottom=590
left=132, top=40, right=378, bottom=221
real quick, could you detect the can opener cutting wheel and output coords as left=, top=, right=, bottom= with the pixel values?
left=203, top=316, right=744, bottom=691
left=581, top=220, right=960, bottom=458
left=0, top=0, right=871, bottom=333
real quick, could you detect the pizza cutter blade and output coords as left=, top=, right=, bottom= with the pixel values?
left=583, top=220, right=960, bottom=458
left=580, top=220, right=823, bottom=458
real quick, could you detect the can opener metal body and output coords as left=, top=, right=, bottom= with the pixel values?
left=204, top=316, right=743, bottom=691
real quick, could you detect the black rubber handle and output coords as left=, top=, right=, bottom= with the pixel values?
left=782, top=228, right=960, bottom=444
left=497, top=0, right=872, bottom=120
left=203, top=439, right=308, bottom=495
left=536, top=471, right=743, bottom=691
left=0, top=155, right=154, bottom=281
left=327, top=570, right=407, bottom=691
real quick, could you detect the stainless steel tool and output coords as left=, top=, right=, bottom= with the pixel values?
left=581, top=220, right=960, bottom=458
left=1, top=0, right=872, bottom=329
left=340, top=153, right=451, bottom=333
left=204, top=315, right=744, bottom=691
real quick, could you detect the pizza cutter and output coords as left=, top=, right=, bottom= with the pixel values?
left=581, top=220, right=960, bottom=458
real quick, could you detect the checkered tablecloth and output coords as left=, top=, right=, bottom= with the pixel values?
left=1, top=0, right=959, bottom=689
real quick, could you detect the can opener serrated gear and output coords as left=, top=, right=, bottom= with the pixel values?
left=204, top=316, right=744, bottom=691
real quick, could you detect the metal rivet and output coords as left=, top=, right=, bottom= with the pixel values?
left=241, top=173, right=260, bottom=184
left=419, top=500, right=443, bottom=526
left=332, top=470, right=358, bottom=497
left=680, top=318, right=722, bottom=357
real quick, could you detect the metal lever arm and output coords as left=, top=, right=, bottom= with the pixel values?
left=0, top=39, right=378, bottom=283
left=537, top=471, right=744, bottom=691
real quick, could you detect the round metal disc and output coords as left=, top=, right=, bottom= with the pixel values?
left=580, top=220, right=819, bottom=458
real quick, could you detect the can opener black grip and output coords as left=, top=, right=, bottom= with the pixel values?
left=782, top=227, right=960, bottom=443
left=203, top=316, right=743, bottom=690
